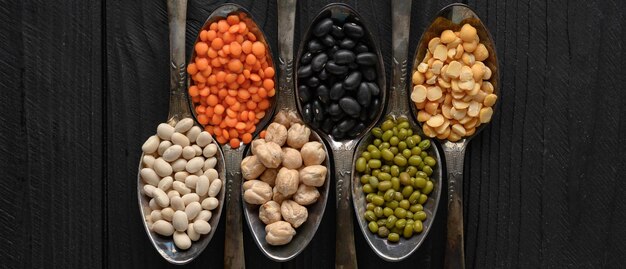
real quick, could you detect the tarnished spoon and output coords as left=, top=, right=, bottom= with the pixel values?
left=185, top=4, right=278, bottom=268
left=350, top=0, right=443, bottom=262
left=240, top=1, right=331, bottom=261
left=137, top=0, right=226, bottom=264
left=411, top=4, right=500, bottom=269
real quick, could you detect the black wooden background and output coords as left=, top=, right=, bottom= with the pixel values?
left=2, top=0, right=626, bottom=268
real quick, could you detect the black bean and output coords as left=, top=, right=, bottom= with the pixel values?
left=328, top=102, right=342, bottom=116
left=356, top=52, right=377, bottom=66
left=348, top=62, right=359, bottom=70
left=328, top=45, right=339, bottom=58
left=312, top=100, right=325, bottom=122
left=357, top=82, right=371, bottom=107
left=321, top=118, right=334, bottom=133
left=337, top=118, right=357, bottom=133
left=368, top=97, right=381, bottom=120
left=298, top=85, right=311, bottom=103
left=361, top=66, right=376, bottom=81
left=355, top=43, right=369, bottom=53
left=343, top=71, right=362, bottom=91
left=343, top=22, right=364, bottom=39
left=318, top=69, right=329, bottom=81
left=334, top=50, right=355, bottom=64
left=298, top=65, right=313, bottom=78
left=331, top=127, right=345, bottom=139
left=314, top=18, right=334, bottom=37
left=359, top=108, right=368, bottom=122
left=316, top=84, right=330, bottom=104
left=300, top=52, right=313, bottom=64
left=367, top=82, right=380, bottom=96
left=332, top=112, right=345, bottom=122
left=329, top=83, right=345, bottom=101
left=339, top=97, right=361, bottom=117
left=325, top=61, right=348, bottom=75
left=331, top=25, right=345, bottom=38
left=307, top=77, right=320, bottom=88
left=302, top=102, right=314, bottom=123
left=339, top=38, right=356, bottom=49
left=321, top=34, right=335, bottom=47
left=352, top=122, right=366, bottom=136
left=308, top=39, right=324, bottom=53
left=311, top=53, right=328, bottom=72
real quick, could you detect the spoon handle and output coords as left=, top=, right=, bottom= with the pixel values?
left=223, top=147, right=246, bottom=269
left=277, top=0, right=297, bottom=113
left=332, top=144, right=358, bottom=269
left=166, top=0, right=191, bottom=122
left=389, top=0, right=411, bottom=116
left=442, top=141, right=468, bottom=269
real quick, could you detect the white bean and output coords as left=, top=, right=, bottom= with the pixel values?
left=196, top=175, right=210, bottom=197
left=152, top=220, right=175, bottom=236
left=203, top=144, right=217, bottom=158
left=150, top=210, right=162, bottom=222
left=158, top=176, right=173, bottom=191
left=182, top=193, right=200, bottom=206
left=173, top=231, right=191, bottom=250
left=196, top=210, right=212, bottom=222
left=149, top=198, right=161, bottom=210
left=140, top=168, right=160, bottom=186
left=186, top=157, right=205, bottom=173
left=185, top=202, right=202, bottom=220
left=193, top=220, right=211, bottom=235
left=174, top=171, right=189, bottom=182
left=186, top=126, right=201, bottom=143
left=171, top=133, right=190, bottom=147
left=170, top=196, right=185, bottom=211
left=195, top=132, right=213, bottom=147
left=142, top=155, right=155, bottom=169
left=182, top=146, right=196, bottom=160
left=203, top=157, right=217, bottom=171
left=141, top=135, right=160, bottom=154
left=204, top=168, right=219, bottom=182
left=162, top=145, right=183, bottom=162
left=167, top=190, right=180, bottom=199
left=192, top=145, right=203, bottom=156
left=172, top=210, right=188, bottom=232
left=153, top=188, right=170, bottom=207
left=202, top=197, right=219, bottom=210
left=153, top=158, right=173, bottom=177
left=175, top=118, right=194, bottom=133
left=171, top=159, right=187, bottom=172
left=187, top=223, right=200, bottom=241
left=142, top=184, right=156, bottom=197
left=157, top=140, right=172, bottom=156
left=185, top=175, right=199, bottom=189
left=208, top=179, right=222, bottom=197
left=156, top=123, right=175, bottom=140
left=161, top=207, right=174, bottom=221
left=173, top=181, right=191, bottom=195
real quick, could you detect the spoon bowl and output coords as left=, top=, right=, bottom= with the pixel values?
left=137, top=0, right=226, bottom=264
left=410, top=4, right=500, bottom=268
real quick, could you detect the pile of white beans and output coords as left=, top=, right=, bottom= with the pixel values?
left=140, top=118, right=222, bottom=250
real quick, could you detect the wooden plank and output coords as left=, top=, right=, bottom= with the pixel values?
left=0, top=0, right=104, bottom=268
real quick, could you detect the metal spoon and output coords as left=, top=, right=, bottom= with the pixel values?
left=240, top=1, right=331, bottom=261
left=350, top=0, right=444, bottom=262
left=294, top=4, right=388, bottom=268
left=184, top=4, right=278, bottom=269
left=136, top=0, right=226, bottom=264
left=411, top=4, right=500, bottom=269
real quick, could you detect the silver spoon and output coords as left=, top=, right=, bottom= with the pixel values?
left=136, top=0, right=226, bottom=264
left=185, top=4, right=278, bottom=268
left=411, top=4, right=500, bottom=268
left=350, top=0, right=444, bottom=262
left=240, top=0, right=331, bottom=261
left=294, top=4, right=388, bottom=268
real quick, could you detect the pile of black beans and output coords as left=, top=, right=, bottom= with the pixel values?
left=297, top=16, right=382, bottom=140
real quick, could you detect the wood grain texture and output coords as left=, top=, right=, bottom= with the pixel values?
left=0, top=0, right=104, bottom=268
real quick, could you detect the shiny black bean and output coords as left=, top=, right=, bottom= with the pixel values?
left=321, top=118, right=334, bottom=133
left=314, top=18, right=333, bottom=37
left=368, top=97, right=381, bottom=120
left=311, top=53, right=328, bottom=72
left=298, top=85, right=311, bottom=103
left=316, top=84, right=330, bottom=104
left=308, top=39, right=324, bottom=53
left=348, top=62, right=359, bottom=70
left=343, top=22, right=364, bottom=38
left=334, top=50, right=355, bottom=65
left=357, top=82, right=371, bottom=107
left=307, top=77, right=320, bottom=88
left=356, top=52, right=377, bottom=66
left=325, top=61, right=349, bottom=75
left=337, top=118, right=357, bottom=133
left=331, top=127, right=345, bottom=139
left=332, top=112, right=345, bottom=122
left=328, top=102, right=342, bottom=116
left=352, top=122, right=366, bottom=136
left=343, top=71, right=362, bottom=91
left=361, top=66, right=376, bottom=81
left=339, top=38, right=356, bottom=49
left=328, top=45, right=339, bottom=58
left=339, top=97, right=361, bottom=117
left=367, top=82, right=380, bottom=96
left=329, top=83, right=345, bottom=101
left=312, top=100, right=325, bottom=122
left=321, top=34, right=335, bottom=47
left=331, top=25, right=345, bottom=38
left=355, top=43, right=369, bottom=53
left=318, top=69, right=329, bottom=81
left=300, top=52, right=313, bottom=64
left=298, top=65, right=313, bottom=78
left=302, top=102, right=314, bottom=123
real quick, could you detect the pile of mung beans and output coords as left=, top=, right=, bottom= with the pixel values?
left=355, top=117, right=436, bottom=242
